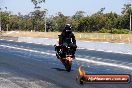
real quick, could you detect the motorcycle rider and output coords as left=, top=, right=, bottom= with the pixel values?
left=55, top=24, right=77, bottom=59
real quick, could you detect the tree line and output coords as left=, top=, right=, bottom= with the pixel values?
left=0, top=3, right=131, bottom=34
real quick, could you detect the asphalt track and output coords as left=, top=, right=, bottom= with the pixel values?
left=0, top=40, right=132, bottom=88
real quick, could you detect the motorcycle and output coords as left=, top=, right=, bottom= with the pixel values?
left=54, top=37, right=73, bottom=72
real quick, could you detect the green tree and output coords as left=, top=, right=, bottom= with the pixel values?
left=30, top=10, right=45, bottom=31
left=104, top=12, right=118, bottom=32
left=72, top=11, right=85, bottom=20
left=122, top=4, right=131, bottom=15
left=93, top=7, right=105, bottom=15
left=9, top=15, right=19, bottom=30
left=53, top=12, right=67, bottom=32
left=31, top=0, right=45, bottom=8
left=121, top=4, right=131, bottom=29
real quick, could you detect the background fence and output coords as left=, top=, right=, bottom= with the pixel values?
left=75, top=33, right=132, bottom=44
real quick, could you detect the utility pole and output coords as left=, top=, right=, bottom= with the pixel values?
left=129, top=2, right=132, bottom=44
left=44, top=9, right=47, bottom=32
left=124, top=3, right=132, bottom=30
left=130, top=2, right=132, bottom=31
left=0, top=7, right=9, bottom=32
left=44, top=13, right=46, bottom=32
left=123, top=2, right=132, bottom=43
left=0, top=8, right=1, bottom=32
left=5, top=7, right=9, bottom=32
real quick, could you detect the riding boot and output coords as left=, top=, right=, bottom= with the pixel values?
left=72, top=51, right=76, bottom=59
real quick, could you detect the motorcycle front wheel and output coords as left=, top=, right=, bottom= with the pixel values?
left=65, top=61, right=72, bottom=72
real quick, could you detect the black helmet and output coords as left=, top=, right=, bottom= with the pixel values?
left=64, top=24, right=72, bottom=32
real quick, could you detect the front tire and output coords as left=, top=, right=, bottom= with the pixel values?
left=65, top=61, right=72, bottom=72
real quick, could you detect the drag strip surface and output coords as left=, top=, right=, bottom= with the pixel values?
left=0, top=40, right=132, bottom=88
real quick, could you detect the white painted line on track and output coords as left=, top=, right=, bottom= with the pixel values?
left=8, top=40, right=14, bottom=41
left=105, top=50, right=113, bottom=53
left=83, top=40, right=126, bottom=45
left=0, top=39, right=15, bottom=41
left=0, top=44, right=132, bottom=70
left=0, top=39, right=4, bottom=40
left=76, top=58, right=132, bottom=70
left=78, top=47, right=132, bottom=55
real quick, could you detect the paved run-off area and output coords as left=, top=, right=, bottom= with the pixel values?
left=0, top=39, right=132, bottom=88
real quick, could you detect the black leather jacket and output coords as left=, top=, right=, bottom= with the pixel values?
left=59, top=31, right=76, bottom=45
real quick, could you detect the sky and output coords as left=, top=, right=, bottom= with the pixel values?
left=0, top=0, right=131, bottom=16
